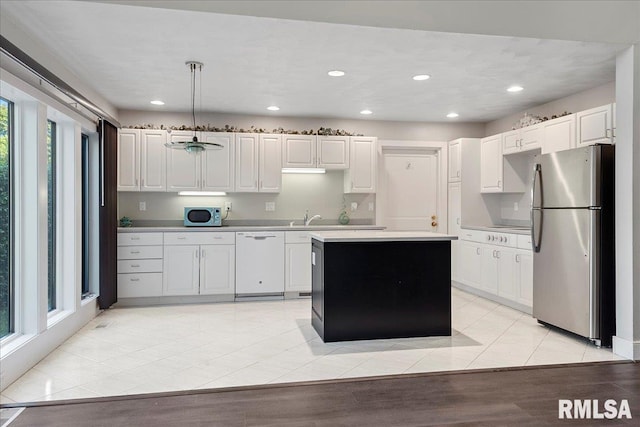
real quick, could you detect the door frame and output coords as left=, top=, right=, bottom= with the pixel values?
left=376, top=140, right=448, bottom=232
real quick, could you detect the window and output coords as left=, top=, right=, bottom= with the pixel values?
left=0, top=98, right=14, bottom=338
left=47, top=120, right=56, bottom=312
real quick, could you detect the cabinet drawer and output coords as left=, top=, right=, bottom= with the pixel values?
left=117, top=245, right=163, bottom=260
left=517, top=234, right=533, bottom=250
left=164, top=231, right=235, bottom=245
left=117, top=259, right=163, bottom=273
left=117, top=273, right=163, bottom=297
left=459, top=229, right=484, bottom=243
left=285, top=231, right=312, bottom=244
left=117, top=232, right=163, bottom=246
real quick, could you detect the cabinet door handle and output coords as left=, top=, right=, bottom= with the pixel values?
left=135, top=178, right=138, bottom=186
left=515, top=254, right=520, bottom=263
left=476, top=248, right=480, bottom=255
left=497, top=180, right=502, bottom=188
left=605, top=128, right=611, bottom=139
left=141, top=178, right=144, bottom=187
left=496, top=251, right=500, bottom=259
left=456, top=218, right=460, bottom=225
left=457, top=171, right=460, bottom=177
left=195, top=251, right=198, bottom=259
left=201, top=250, right=205, bottom=258
left=612, top=127, right=616, bottom=138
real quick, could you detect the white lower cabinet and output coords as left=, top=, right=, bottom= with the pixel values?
left=117, top=232, right=164, bottom=298
left=458, top=231, right=533, bottom=311
left=163, top=232, right=235, bottom=296
left=285, top=231, right=312, bottom=294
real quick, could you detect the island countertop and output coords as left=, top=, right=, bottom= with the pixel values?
left=309, top=230, right=458, bottom=242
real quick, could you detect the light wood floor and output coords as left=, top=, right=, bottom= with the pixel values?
left=3, top=361, right=638, bottom=426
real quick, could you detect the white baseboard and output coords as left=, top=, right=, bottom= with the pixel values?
left=612, top=335, right=640, bottom=360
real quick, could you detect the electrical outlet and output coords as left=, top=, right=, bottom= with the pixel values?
left=139, top=201, right=146, bottom=211
left=514, top=202, right=519, bottom=212
left=350, top=202, right=358, bottom=212
left=368, top=202, right=374, bottom=211
left=224, top=201, right=232, bottom=211
left=265, top=202, right=276, bottom=211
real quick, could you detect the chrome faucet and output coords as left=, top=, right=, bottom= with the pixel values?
left=304, top=210, right=322, bottom=226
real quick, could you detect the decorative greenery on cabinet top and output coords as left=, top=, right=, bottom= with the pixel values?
left=123, top=123, right=364, bottom=136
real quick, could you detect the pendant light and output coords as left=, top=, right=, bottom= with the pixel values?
left=165, top=61, right=222, bottom=153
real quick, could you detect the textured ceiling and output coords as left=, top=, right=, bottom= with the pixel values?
left=0, top=1, right=624, bottom=122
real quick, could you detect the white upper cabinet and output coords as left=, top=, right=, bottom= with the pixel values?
left=317, top=136, right=349, bottom=169
left=234, top=133, right=260, bottom=192
left=344, top=136, right=377, bottom=193
left=541, top=114, right=576, bottom=154
left=259, top=134, right=282, bottom=192
left=448, top=139, right=462, bottom=182
left=166, top=131, right=201, bottom=191
left=282, top=135, right=317, bottom=168
left=235, top=133, right=281, bottom=193
left=117, top=129, right=140, bottom=191
left=139, top=129, right=166, bottom=191
left=577, top=104, right=614, bottom=147
left=503, top=124, right=542, bottom=155
left=201, top=132, right=234, bottom=192
left=480, top=134, right=503, bottom=193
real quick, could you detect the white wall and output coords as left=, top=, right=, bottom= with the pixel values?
left=484, top=82, right=615, bottom=135
left=118, top=172, right=375, bottom=224
left=119, top=110, right=486, bottom=141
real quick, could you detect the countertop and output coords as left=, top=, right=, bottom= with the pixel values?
left=118, top=225, right=385, bottom=233
left=309, top=230, right=458, bottom=242
left=462, top=225, right=531, bottom=235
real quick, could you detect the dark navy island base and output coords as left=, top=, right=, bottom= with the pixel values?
left=311, top=238, right=452, bottom=343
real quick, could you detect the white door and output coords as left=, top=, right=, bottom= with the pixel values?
left=447, top=139, right=461, bottom=182
left=345, top=136, right=376, bottom=193
left=577, top=104, right=613, bottom=146
left=480, top=135, right=503, bottom=192
left=317, top=136, right=349, bottom=169
left=448, top=182, right=461, bottom=282
left=199, top=244, right=235, bottom=295
left=140, top=130, right=166, bottom=191
left=235, top=133, right=259, bottom=192
left=381, top=151, right=438, bottom=230
left=163, top=245, right=200, bottom=295
left=496, top=247, right=517, bottom=300
left=459, top=241, right=482, bottom=290
left=259, top=134, right=282, bottom=192
left=201, top=132, right=234, bottom=191
left=117, top=129, right=139, bottom=191
left=283, top=135, right=316, bottom=168
left=516, top=250, right=533, bottom=307
left=480, top=246, right=498, bottom=295
left=285, top=243, right=312, bottom=293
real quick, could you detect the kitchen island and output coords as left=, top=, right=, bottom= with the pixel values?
left=309, top=231, right=457, bottom=342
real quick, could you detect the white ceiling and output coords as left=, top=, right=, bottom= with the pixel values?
left=0, top=1, right=626, bottom=122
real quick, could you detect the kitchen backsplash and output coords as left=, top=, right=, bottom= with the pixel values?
left=118, top=171, right=375, bottom=224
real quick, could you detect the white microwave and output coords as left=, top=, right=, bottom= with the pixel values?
left=184, top=207, right=222, bottom=227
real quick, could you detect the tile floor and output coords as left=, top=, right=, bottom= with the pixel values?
left=0, top=288, right=625, bottom=403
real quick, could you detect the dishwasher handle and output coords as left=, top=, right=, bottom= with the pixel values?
left=245, top=235, right=277, bottom=240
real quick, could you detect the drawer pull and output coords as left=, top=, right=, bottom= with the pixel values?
left=130, top=278, right=140, bottom=282
left=130, top=250, right=140, bottom=254
left=177, top=236, right=187, bottom=240
left=130, top=264, right=140, bottom=268
left=131, top=237, right=140, bottom=240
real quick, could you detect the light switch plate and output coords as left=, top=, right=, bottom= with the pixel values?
left=514, top=202, right=519, bottom=211
left=350, top=202, right=358, bottom=211
left=139, top=201, right=146, bottom=211
left=368, top=202, right=374, bottom=211
left=265, top=202, right=276, bottom=211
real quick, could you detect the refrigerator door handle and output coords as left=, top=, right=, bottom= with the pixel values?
left=588, top=208, right=601, bottom=341
left=531, top=164, right=542, bottom=252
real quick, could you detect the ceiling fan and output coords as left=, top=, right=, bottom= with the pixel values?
left=165, top=61, right=223, bottom=153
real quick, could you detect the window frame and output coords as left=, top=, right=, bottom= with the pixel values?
left=0, top=97, right=15, bottom=340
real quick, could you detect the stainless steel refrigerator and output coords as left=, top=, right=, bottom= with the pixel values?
left=531, top=144, right=615, bottom=347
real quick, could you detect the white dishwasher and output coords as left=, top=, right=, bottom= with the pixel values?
left=235, top=231, right=285, bottom=296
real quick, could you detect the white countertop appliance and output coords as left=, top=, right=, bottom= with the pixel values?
left=531, top=145, right=615, bottom=347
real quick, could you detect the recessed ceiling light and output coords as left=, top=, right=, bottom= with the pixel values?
left=267, top=105, right=280, bottom=111
left=328, top=70, right=345, bottom=77
left=360, top=109, right=373, bottom=115
left=507, top=85, right=524, bottom=93
left=446, top=112, right=459, bottom=118
left=150, top=100, right=165, bottom=105
left=412, top=74, right=430, bottom=81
